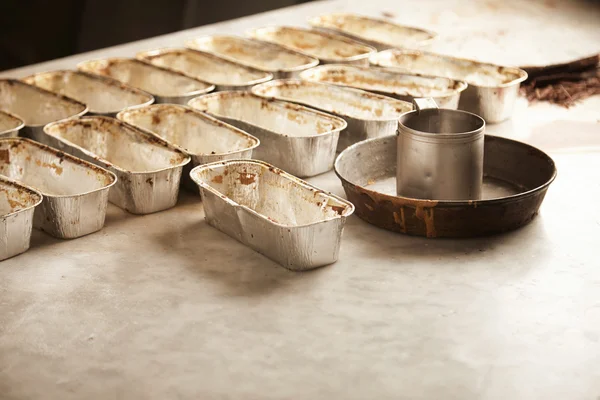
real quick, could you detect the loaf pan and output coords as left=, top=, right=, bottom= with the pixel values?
left=136, top=48, right=273, bottom=90
left=300, top=64, right=467, bottom=109
left=0, top=138, right=117, bottom=239
left=77, top=57, right=214, bottom=104
left=23, top=70, right=154, bottom=117
left=247, top=26, right=376, bottom=65
left=116, top=104, right=259, bottom=190
left=370, top=49, right=528, bottom=123
left=0, top=79, right=87, bottom=142
left=252, top=79, right=412, bottom=150
left=189, top=91, right=346, bottom=177
left=309, top=13, right=436, bottom=50
left=43, top=117, right=191, bottom=214
left=190, top=159, right=354, bottom=271
left=0, top=110, right=24, bottom=138
left=185, top=35, right=319, bottom=79
left=0, top=176, right=42, bottom=261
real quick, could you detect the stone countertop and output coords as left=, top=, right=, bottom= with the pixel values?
left=1, top=0, right=599, bottom=399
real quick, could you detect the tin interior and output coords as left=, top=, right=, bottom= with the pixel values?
left=189, top=92, right=345, bottom=137
left=249, top=27, right=374, bottom=61
left=301, top=65, right=464, bottom=97
left=0, top=80, right=86, bottom=126
left=118, top=104, right=258, bottom=155
left=252, top=80, right=412, bottom=120
left=23, top=71, right=153, bottom=114
left=372, top=50, right=525, bottom=87
left=401, top=109, right=484, bottom=135
left=0, top=111, right=23, bottom=133
left=186, top=36, right=317, bottom=72
left=0, top=178, right=41, bottom=216
left=44, top=117, right=189, bottom=173
left=311, top=14, right=435, bottom=48
left=194, top=161, right=352, bottom=226
left=138, top=49, right=271, bottom=86
left=78, top=59, right=211, bottom=97
left=0, top=139, right=115, bottom=196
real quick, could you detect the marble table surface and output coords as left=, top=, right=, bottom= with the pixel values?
left=1, top=0, right=599, bottom=398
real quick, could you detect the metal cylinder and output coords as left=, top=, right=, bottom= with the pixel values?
left=397, top=98, right=485, bottom=200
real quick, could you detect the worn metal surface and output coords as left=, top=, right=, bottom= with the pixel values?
left=247, top=26, right=376, bottom=65
left=0, top=138, right=117, bottom=239
left=43, top=117, right=191, bottom=215
left=370, top=49, right=528, bottom=123
left=189, top=91, right=346, bottom=178
left=309, top=13, right=437, bottom=51
left=190, top=159, right=354, bottom=271
left=0, top=79, right=88, bottom=142
left=22, top=70, right=154, bottom=117
left=335, top=134, right=556, bottom=238
left=0, top=110, right=24, bottom=138
left=0, top=176, right=42, bottom=261
left=116, top=104, right=259, bottom=191
left=77, top=58, right=214, bottom=104
left=300, top=64, right=467, bottom=109
left=185, top=35, right=319, bottom=79
left=136, top=48, right=273, bottom=91
left=397, top=98, right=485, bottom=200
left=251, top=79, right=412, bottom=150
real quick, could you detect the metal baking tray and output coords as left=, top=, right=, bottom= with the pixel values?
left=247, top=26, right=376, bottom=65
left=0, top=138, right=117, bottom=239
left=299, top=64, right=467, bottom=109
left=0, top=176, right=42, bottom=261
left=116, top=104, right=259, bottom=191
left=188, top=91, right=347, bottom=178
left=77, top=57, right=214, bottom=104
left=369, top=49, right=528, bottom=123
left=185, top=35, right=319, bottom=79
left=335, top=135, right=556, bottom=238
left=43, top=117, right=191, bottom=215
left=23, top=70, right=154, bottom=117
left=190, top=159, right=354, bottom=271
left=0, top=79, right=88, bottom=142
left=251, top=79, right=412, bottom=150
left=136, top=48, right=273, bottom=90
left=309, top=13, right=437, bottom=51
left=0, top=110, right=24, bottom=138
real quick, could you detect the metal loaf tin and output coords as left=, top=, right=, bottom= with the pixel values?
left=251, top=79, right=412, bottom=150
left=23, top=70, right=154, bottom=117
left=0, top=176, right=42, bottom=261
left=116, top=104, right=259, bottom=190
left=190, top=160, right=355, bottom=271
left=0, top=111, right=24, bottom=138
left=309, top=13, right=437, bottom=50
left=136, top=48, right=273, bottom=90
left=369, top=49, right=528, bottom=123
left=335, top=135, right=556, bottom=238
left=300, top=64, right=467, bottom=109
left=43, top=117, right=191, bottom=214
left=0, top=79, right=88, bottom=142
left=188, top=91, right=347, bottom=178
left=0, top=138, right=117, bottom=239
left=247, top=26, right=376, bottom=65
left=185, top=35, right=319, bottom=79
left=77, top=58, right=214, bottom=104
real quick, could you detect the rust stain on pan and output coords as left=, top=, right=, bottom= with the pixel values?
left=238, top=172, right=256, bottom=185
left=212, top=175, right=223, bottom=184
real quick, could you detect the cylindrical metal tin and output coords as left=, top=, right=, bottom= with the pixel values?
left=396, top=98, right=485, bottom=200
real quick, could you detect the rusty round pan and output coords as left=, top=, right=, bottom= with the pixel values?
left=335, top=135, right=557, bottom=238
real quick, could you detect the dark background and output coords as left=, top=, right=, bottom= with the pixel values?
left=0, top=0, right=310, bottom=71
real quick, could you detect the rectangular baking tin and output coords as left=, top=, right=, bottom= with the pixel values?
left=43, top=117, right=191, bottom=214
left=0, top=138, right=117, bottom=239
left=190, top=159, right=354, bottom=271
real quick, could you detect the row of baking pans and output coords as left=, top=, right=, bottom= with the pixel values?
left=10, top=15, right=527, bottom=124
